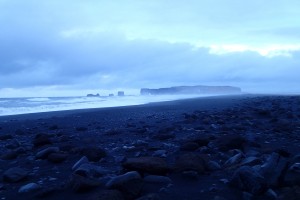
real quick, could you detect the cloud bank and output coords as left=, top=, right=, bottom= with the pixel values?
left=0, top=0, right=300, bottom=96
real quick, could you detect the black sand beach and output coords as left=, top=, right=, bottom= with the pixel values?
left=0, top=94, right=300, bottom=200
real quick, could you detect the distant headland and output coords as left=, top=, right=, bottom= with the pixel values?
left=140, top=85, right=242, bottom=95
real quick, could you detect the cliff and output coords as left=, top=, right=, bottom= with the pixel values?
left=140, top=85, right=241, bottom=95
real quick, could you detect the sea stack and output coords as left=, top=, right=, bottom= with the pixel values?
left=118, top=91, right=125, bottom=96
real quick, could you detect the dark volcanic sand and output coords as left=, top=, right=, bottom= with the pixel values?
left=0, top=95, right=300, bottom=200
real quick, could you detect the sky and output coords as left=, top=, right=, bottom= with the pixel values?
left=0, top=0, right=300, bottom=97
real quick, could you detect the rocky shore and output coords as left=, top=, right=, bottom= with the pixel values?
left=0, top=95, right=300, bottom=200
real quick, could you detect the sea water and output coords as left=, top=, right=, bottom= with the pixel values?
left=0, top=94, right=204, bottom=116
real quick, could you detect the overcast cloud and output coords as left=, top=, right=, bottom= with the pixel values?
left=0, top=0, right=300, bottom=97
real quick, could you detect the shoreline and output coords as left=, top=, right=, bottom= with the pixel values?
left=0, top=94, right=256, bottom=121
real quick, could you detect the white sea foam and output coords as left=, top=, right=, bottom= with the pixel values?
left=0, top=94, right=206, bottom=116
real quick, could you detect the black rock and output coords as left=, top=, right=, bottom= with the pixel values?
left=230, top=166, right=267, bottom=195
left=180, top=142, right=199, bottom=151
left=0, top=134, right=12, bottom=140
left=70, top=174, right=101, bottom=192
left=122, top=157, right=169, bottom=175
left=80, top=147, right=106, bottom=162
left=0, top=151, right=18, bottom=160
left=175, top=153, right=206, bottom=173
left=3, top=167, right=28, bottom=183
left=76, top=127, right=88, bottom=132
left=260, top=152, right=288, bottom=187
left=47, top=153, right=68, bottom=163
left=214, top=135, right=247, bottom=151
left=33, top=134, right=52, bottom=147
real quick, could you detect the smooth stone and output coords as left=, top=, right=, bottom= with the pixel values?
left=106, top=171, right=141, bottom=188
left=224, top=153, right=244, bottom=167
left=3, top=167, right=28, bottom=183
left=18, top=183, right=41, bottom=193
left=36, top=147, right=60, bottom=159
left=283, top=163, right=300, bottom=186
left=260, top=152, right=288, bottom=187
left=207, top=161, right=222, bottom=171
left=230, top=166, right=267, bottom=195
left=152, top=150, right=167, bottom=157
left=74, top=163, right=110, bottom=178
left=72, top=156, right=89, bottom=171
left=106, top=171, right=143, bottom=200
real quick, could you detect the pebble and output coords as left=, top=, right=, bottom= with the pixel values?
left=106, top=171, right=141, bottom=188
left=18, top=183, right=41, bottom=193
left=72, top=156, right=89, bottom=171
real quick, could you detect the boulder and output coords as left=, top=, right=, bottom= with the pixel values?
left=260, top=152, right=288, bottom=187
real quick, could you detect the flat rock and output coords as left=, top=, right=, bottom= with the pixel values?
left=122, top=157, right=169, bottom=175
left=3, top=167, right=28, bottom=183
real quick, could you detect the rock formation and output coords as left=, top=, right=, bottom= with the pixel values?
left=140, top=85, right=241, bottom=95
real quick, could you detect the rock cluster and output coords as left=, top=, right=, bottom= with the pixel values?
left=0, top=95, right=300, bottom=199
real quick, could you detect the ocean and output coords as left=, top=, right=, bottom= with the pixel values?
left=0, top=94, right=205, bottom=116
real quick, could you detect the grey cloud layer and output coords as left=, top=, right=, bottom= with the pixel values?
left=0, top=0, right=300, bottom=93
